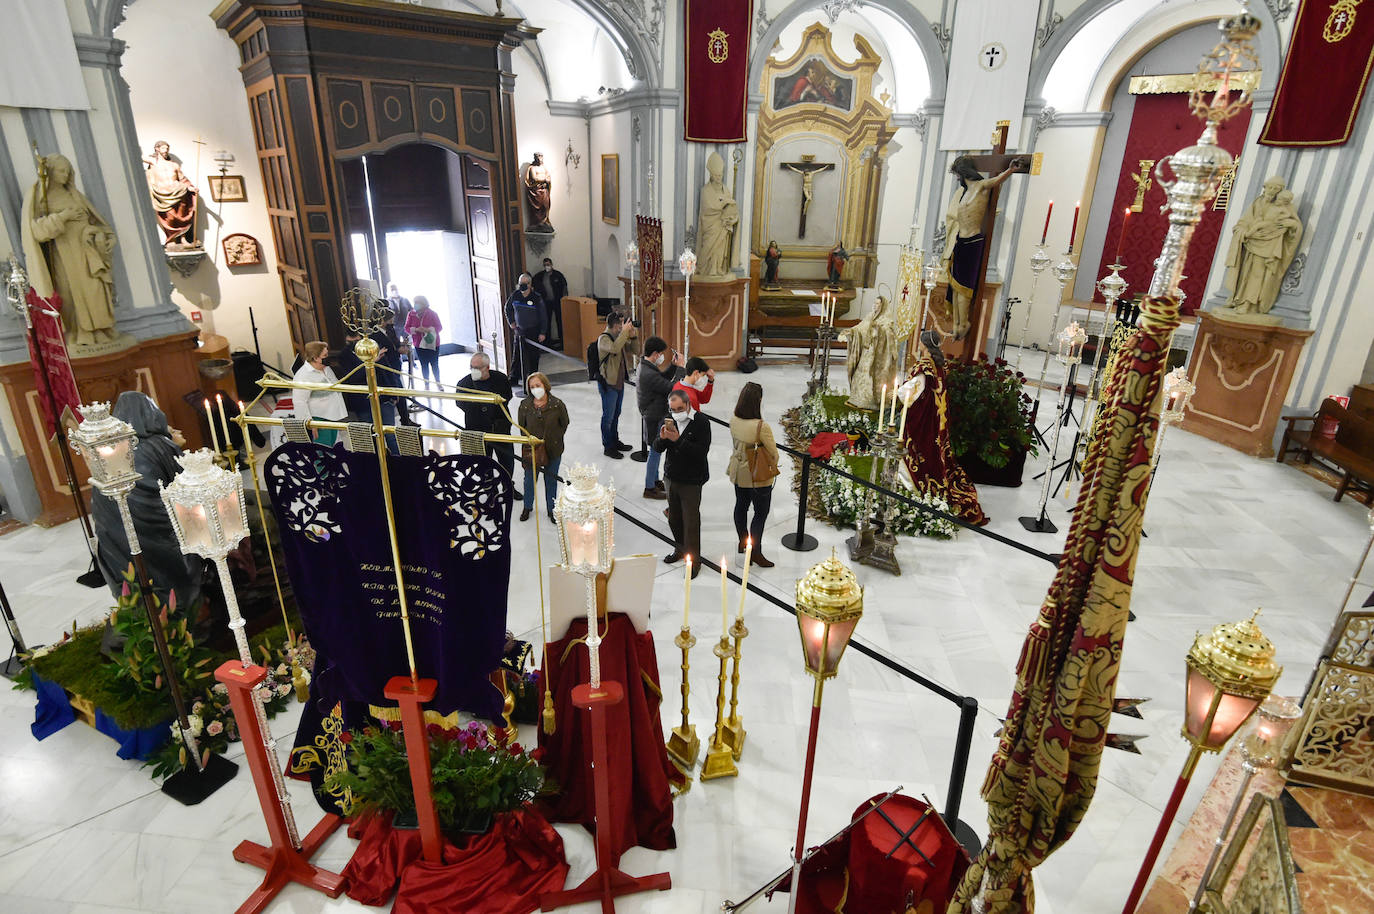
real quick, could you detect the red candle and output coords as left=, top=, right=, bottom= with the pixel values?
left=1067, top=201, right=1080, bottom=253
left=1040, top=200, right=1053, bottom=246
left=1114, top=208, right=1131, bottom=264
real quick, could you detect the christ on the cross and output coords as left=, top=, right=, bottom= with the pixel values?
left=942, top=153, right=1030, bottom=339
left=780, top=155, right=835, bottom=238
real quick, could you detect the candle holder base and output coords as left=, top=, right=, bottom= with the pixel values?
left=859, top=527, right=901, bottom=575
left=666, top=724, right=701, bottom=771
left=700, top=739, right=739, bottom=780
left=1018, top=513, right=1059, bottom=534
left=722, top=716, right=746, bottom=760
left=160, top=751, right=239, bottom=806
left=846, top=526, right=875, bottom=562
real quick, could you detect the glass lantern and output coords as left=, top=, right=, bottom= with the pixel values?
left=922, top=261, right=941, bottom=292
left=1162, top=367, right=1196, bottom=425
left=625, top=241, right=639, bottom=269
left=1057, top=321, right=1088, bottom=365
left=794, top=554, right=864, bottom=681
left=160, top=449, right=250, bottom=559
left=679, top=248, right=697, bottom=278
left=69, top=401, right=140, bottom=495
left=1182, top=611, right=1281, bottom=752
left=554, top=464, right=615, bottom=576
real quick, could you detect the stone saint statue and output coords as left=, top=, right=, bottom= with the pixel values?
left=826, top=243, right=849, bottom=289
left=762, top=241, right=782, bottom=290
left=942, top=155, right=1025, bottom=339
left=525, top=152, right=553, bottom=233
left=841, top=293, right=901, bottom=411
left=142, top=141, right=199, bottom=249
left=695, top=151, right=739, bottom=281
left=22, top=153, right=129, bottom=351
left=1222, top=175, right=1302, bottom=316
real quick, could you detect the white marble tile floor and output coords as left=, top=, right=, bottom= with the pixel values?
left=0, top=357, right=1364, bottom=913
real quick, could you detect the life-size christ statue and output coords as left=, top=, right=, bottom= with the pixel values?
left=941, top=155, right=1027, bottom=339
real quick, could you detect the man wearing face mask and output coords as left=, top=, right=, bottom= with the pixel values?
left=671, top=356, right=716, bottom=411
left=637, top=336, right=685, bottom=500
left=653, top=388, right=710, bottom=576
left=536, top=258, right=568, bottom=348
left=457, top=351, right=517, bottom=485
left=504, top=272, right=549, bottom=385
left=596, top=311, right=638, bottom=459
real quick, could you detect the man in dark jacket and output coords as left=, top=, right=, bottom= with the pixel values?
left=504, top=272, right=548, bottom=384
left=636, top=336, right=684, bottom=499
left=458, top=350, right=516, bottom=484
left=536, top=257, right=568, bottom=348
left=653, top=388, right=710, bottom=576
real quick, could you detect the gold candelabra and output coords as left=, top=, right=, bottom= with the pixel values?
left=722, top=615, right=749, bottom=760
left=666, top=625, right=700, bottom=775
left=701, top=634, right=739, bottom=780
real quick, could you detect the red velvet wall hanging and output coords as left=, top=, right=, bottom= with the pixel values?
left=1093, top=93, right=1251, bottom=313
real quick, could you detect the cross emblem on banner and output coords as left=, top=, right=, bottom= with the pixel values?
left=980, top=42, right=1005, bottom=71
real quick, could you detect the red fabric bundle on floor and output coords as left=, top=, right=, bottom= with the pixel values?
left=342, top=808, right=570, bottom=912
left=537, top=612, right=682, bottom=859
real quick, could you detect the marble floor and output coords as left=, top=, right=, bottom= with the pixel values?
left=1, top=354, right=1367, bottom=913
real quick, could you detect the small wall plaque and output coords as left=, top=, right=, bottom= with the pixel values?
left=223, top=233, right=263, bottom=267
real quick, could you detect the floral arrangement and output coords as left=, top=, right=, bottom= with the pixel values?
left=799, top=388, right=878, bottom=440
left=326, top=720, right=545, bottom=835
left=943, top=356, right=1037, bottom=468
left=817, top=453, right=956, bottom=539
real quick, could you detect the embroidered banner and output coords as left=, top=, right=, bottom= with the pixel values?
left=684, top=0, right=752, bottom=142
left=940, top=0, right=1039, bottom=150
left=24, top=289, right=82, bottom=439
left=636, top=214, right=663, bottom=317
left=266, top=444, right=513, bottom=721
left=1261, top=0, right=1374, bottom=146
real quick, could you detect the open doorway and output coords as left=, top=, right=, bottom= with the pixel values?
left=338, top=144, right=493, bottom=368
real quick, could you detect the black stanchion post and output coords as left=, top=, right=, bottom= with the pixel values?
left=781, top=454, right=818, bottom=552
left=944, top=695, right=982, bottom=856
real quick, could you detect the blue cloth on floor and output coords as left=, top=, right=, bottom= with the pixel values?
left=30, top=671, right=171, bottom=760
left=30, top=671, right=75, bottom=739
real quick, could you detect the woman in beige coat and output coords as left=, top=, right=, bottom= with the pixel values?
left=725, top=382, right=779, bottom=568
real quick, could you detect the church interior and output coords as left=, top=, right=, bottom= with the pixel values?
left=2, top=1, right=1374, bottom=912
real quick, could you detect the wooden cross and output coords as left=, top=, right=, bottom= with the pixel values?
left=780, top=154, right=835, bottom=238
left=961, top=122, right=1034, bottom=328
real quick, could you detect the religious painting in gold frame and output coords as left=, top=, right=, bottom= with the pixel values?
left=208, top=174, right=247, bottom=203
left=1197, top=793, right=1300, bottom=914
left=601, top=154, right=619, bottom=225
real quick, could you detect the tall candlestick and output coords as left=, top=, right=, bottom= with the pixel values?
left=1067, top=201, right=1081, bottom=253
left=683, top=555, right=692, bottom=627
left=737, top=539, right=752, bottom=619
left=215, top=394, right=229, bottom=450
left=720, top=556, right=729, bottom=636
left=1114, top=208, right=1131, bottom=264
left=1041, top=200, right=1054, bottom=246
left=204, top=398, right=221, bottom=453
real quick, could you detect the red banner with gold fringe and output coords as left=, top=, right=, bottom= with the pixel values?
left=684, top=0, right=752, bottom=143
left=1260, top=0, right=1374, bottom=147
left=24, top=288, right=82, bottom=440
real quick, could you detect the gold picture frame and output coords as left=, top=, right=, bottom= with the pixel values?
left=601, top=154, right=619, bottom=225
left=208, top=174, right=247, bottom=203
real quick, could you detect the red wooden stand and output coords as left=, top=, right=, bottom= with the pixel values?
left=383, top=675, right=444, bottom=863
left=540, top=680, right=671, bottom=912
left=214, top=661, right=346, bottom=914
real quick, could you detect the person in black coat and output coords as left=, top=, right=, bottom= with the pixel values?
left=503, top=273, right=549, bottom=383
left=536, top=257, right=569, bottom=348
left=653, top=388, right=710, bottom=576
left=458, top=350, right=516, bottom=483
left=636, top=336, right=684, bottom=500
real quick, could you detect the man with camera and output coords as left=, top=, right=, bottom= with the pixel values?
left=504, top=272, right=549, bottom=384
left=594, top=310, right=638, bottom=459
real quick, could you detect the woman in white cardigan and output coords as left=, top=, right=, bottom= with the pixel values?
left=291, top=341, right=347, bottom=446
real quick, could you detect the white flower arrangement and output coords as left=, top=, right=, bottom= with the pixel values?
left=817, top=453, right=956, bottom=539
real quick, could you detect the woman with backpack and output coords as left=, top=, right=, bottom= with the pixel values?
left=725, top=382, right=779, bottom=568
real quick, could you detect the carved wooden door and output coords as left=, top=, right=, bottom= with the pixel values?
left=460, top=156, right=508, bottom=374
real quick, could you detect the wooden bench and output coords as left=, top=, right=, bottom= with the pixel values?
left=1278, top=399, right=1374, bottom=502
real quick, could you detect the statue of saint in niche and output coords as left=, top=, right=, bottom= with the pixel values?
left=22, top=153, right=130, bottom=352
left=841, top=293, right=901, bottom=411
left=1222, top=176, right=1303, bottom=316
left=142, top=141, right=199, bottom=249
left=525, top=152, right=553, bottom=233
left=695, top=151, right=739, bottom=281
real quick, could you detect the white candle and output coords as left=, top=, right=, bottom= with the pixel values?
left=720, top=556, right=729, bottom=636
left=737, top=538, right=752, bottom=620
left=216, top=394, right=230, bottom=449
left=899, top=395, right=909, bottom=439
left=878, top=384, right=887, bottom=425
left=683, top=555, right=692, bottom=627
left=203, top=399, right=220, bottom=453
left=890, top=376, right=900, bottom=426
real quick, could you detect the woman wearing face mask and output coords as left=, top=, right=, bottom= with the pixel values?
left=653, top=388, right=711, bottom=577
left=636, top=336, right=684, bottom=499
left=516, top=372, right=568, bottom=522
left=725, top=382, right=778, bottom=568
left=671, top=356, right=715, bottom=411
left=404, top=295, right=443, bottom=388
left=291, top=341, right=347, bottom=446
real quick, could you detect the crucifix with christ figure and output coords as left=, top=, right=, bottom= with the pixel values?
left=780, top=154, right=835, bottom=238
left=940, top=122, right=1034, bottom=350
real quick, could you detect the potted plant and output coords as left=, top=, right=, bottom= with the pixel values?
left=327, top=720, right=544, bottom=837
left=944, top=356, right=1037, bottom=487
